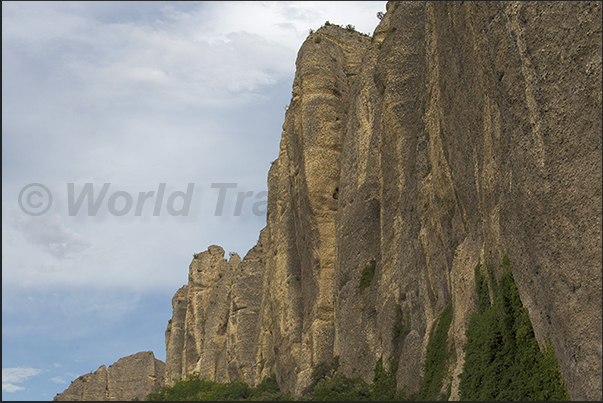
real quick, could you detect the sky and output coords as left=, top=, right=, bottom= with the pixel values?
left=2, top=1, right=385, bottom=400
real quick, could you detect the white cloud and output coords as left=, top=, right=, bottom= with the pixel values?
left=162, top=1, right=384, bottom=49
left=2, top=367, right=42, bottom=384
left=2, top=383, right=24, bottom=393
left=1, top=2, right=385, bottom=293
left=12, top=213, right=91, bottom=259
left=2, top=367, right=43, bottom=392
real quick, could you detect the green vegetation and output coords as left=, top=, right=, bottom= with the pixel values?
left=305, top=361, right=334, bottom=394
left=314, top=35, right=321, bottom=44
left=147, top=256, right=568, bottom=401
left=371, top=357, right=399, bottom=401
left=318, top=20, right=369, bottom=37
left=413, top=302, right=453, bottom=401
left=474, top=259, right=490, bottom=315
left=301, top=355, right=340, bottom=394
left=145, top=374, right=248, bottom=401
left=311, top=375, right=371, bottom=401
left=459, top=256, right=570, bottom=401
left=358, top=259, right=376, bottom=290
left=310, top=356, right=402, bottom=401
left=145, top=372, right=291, bottom=401
left=146, top=358, right=404, bottom=401
left=249, top=373, right=291, bottom=401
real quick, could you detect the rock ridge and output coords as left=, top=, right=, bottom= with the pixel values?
left=57, top=1, right=602, bottom=400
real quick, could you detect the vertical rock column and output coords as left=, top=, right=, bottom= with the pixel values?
left=257, top=25, right=371, bottom=394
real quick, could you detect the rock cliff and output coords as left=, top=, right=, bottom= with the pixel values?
left=165, top=2, right=601, bottom=400
left=53, top=351, right=165, bottom=401
left=58, top=1, right=602, bottom=400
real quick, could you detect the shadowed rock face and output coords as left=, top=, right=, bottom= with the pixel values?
left=53, top=351, right=165, bottom=401
left=58, top=1, right=601, bottom=401
left=165, top=2, right=601, bottom=400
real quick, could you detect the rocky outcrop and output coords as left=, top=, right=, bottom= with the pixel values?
left=164, top=240, right=265, bottom=386
left=53, top=351, right=165, bottom=401
left=164, top=2, right=601, bottom=400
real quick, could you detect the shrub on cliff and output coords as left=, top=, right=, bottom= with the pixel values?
left=459, top=256, right=570, bottom=401
left=145, top=374, right=249, bottom=401
left=311, top=374, right=371, bottom=401
left=358, top=259, right=376, bottom=290
left=144, top=372, right=290, bottom=401
left=413, top=302, right=453, bottom=401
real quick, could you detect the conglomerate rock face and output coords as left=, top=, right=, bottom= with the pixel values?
left=53, top=351, right=165, bottom=401
left=165, top=2, right=601, bottom=400
left=164, top=241, right=265, bottom=386
left=59, top=1, right=602, bottom=401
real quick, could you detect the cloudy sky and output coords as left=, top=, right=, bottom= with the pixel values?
left=2, top=1, right=384, bottom=400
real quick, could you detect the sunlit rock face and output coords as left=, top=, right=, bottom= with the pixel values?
left=166, top=2, right=601, bottom=400
left=53, top=351, right=165, bottom=401
left=60, top=1, right=602, bottom=400
left=164, top=243, right=264, bottom=387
